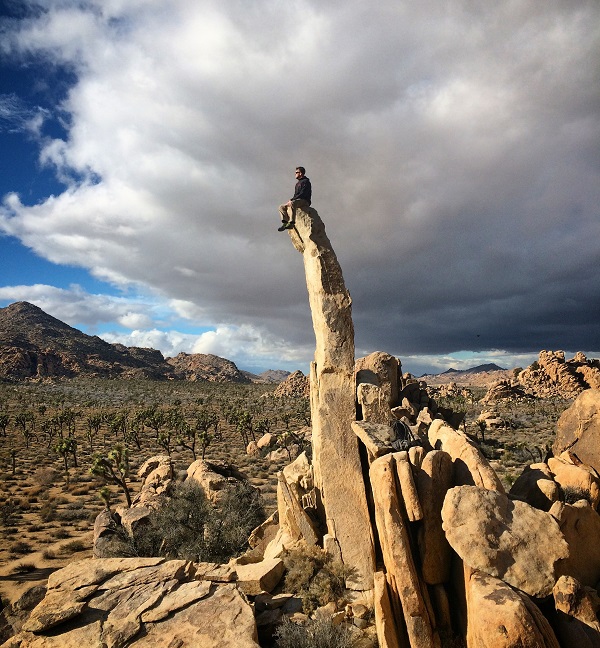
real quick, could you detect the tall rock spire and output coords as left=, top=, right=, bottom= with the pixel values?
left=286, top=206, right=375, bottom=590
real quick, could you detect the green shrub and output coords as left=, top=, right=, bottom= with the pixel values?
left=138, top=479, right=265, bottom=563
left=282, top=543, right=351, bottom=614
left=274, top=616, right=354, bottom=648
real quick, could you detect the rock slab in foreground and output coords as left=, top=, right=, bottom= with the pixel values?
left=4, top=558, right=259, bottom=648
left=442, top=485, right=568, bottom=598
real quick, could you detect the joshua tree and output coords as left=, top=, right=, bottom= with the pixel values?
left=0, top=413, right=10, bottom=437
left=86, top=413, right=104, bottom=453
left=55, top=437, right=77, bottom=484
left=90, top=444, right=132, bottom=508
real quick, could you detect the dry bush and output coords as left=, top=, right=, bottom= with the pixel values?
left=33, top=467, right=59, bottom=487
left=9, top=541, right=32, bottom=555
left=274, top=616, right=354, bottom=648
left=282, top=543, right=351, bottom=614
left=60, top=539, right=87, bottom=554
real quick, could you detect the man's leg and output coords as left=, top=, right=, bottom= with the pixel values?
left=285, top=199, right=310, bottom=228
left=278, top=203, right=292, bottom=230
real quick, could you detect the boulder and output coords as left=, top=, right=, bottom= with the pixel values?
left=186, top=459, right=246, bottom=503
left=256, top=433, right=275, bottom=450
left=357, top=383, right=394, bottom=424
left=553, top=575, right=600, bottom=648
left=428, top=420, right=504, bottom=492
left=442, top=486, right=568, bottom=598
left=369, top=454, right=439, bottom=648
left=355, top=351, right=399, bottom=407
left=548, top=452, right=600, bottom=508
left=465, top=569, right=560, bottom=648
left=416, top=450, right=454, bottom=584
left=554, top=389, right=600, bottom=474
left=234, top=558, right=285, bottom=596
left=508, top=463, right=560, bottom=511
left=550, top=500, right=600, bottom=587
left=351, top=421, right=395, bottom=460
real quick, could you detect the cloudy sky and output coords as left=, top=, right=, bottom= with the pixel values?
left=0, top=0, right=598, bottom=376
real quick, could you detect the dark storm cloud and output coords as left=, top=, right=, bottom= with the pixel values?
left=0, top=0, right=598, bottom=372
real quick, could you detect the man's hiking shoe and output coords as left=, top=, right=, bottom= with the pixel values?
left=277, top=223, right=288, bottom=231
left=285, top=221, right=295, bottom=229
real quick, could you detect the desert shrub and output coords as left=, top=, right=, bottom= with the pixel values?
left=42, top=549, right=56, bottom=560
left=9, top=541, right=32, bottom=555
left=137, top=479, right=265, bottom=563
left=282, top=543, right=351, bottom=614
left=562, top=486, right=592, bottom=505
left=274, top=616, right=354, bottom=648
left=33, top=467, right=58, bottom=487
left=11, top=562, right=37, bottom=575
left=39, top=500, right=58, bottom=522
left=60, top=539, right=87, bottom=554
left=54, top=528, right=72, bottom=539
left=0, top=499, right=20, bottom=526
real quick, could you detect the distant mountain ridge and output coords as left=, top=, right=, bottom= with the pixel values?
left=439, top=363, right=507, bottom=375
left=0, top=301, right=289, bottom=383
left=421, top=362, right=512, bottom=387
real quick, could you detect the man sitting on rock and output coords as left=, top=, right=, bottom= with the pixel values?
left=278, top=166, right=312, bottom=231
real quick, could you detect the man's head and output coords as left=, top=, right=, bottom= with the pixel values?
left=295, top=166, right=305, bottom=178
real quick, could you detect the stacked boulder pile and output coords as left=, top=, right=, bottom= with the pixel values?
left=254, top=350, right=600, bottom=647
left=519, top=350, right=600, bottom=398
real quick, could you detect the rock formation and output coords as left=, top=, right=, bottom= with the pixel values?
left=3, top=558, right=260, bottom=648
left=287, top=205, right=376, bottom=590
left=553, top=388, right=600, bottom=473
left=518, top=350, right=600, bottom=398
left=273, top=370, right=310, bottom=398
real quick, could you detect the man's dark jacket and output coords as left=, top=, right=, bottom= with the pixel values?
left=292, top=176, right=311, bottom=205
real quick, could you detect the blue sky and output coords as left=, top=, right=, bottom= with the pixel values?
left=1, top=1, right=599, bottom=376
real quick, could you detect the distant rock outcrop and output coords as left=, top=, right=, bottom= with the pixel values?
left=166, top=352, right=251, bottom=383
left=519, top=350, right=600, bottom=398
left=272, top=370, right=309, bottom=398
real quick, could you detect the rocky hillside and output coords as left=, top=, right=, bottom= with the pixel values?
left=0, top=301, right=288, bottom=383
left=0, top=301, right=171, bottom=380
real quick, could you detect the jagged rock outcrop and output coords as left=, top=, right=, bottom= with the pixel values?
left=553, top=389, right=600, bottom=473
left=518, top=350, right=600, bottom=398
left=272, top=369, right=310, bottom=398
